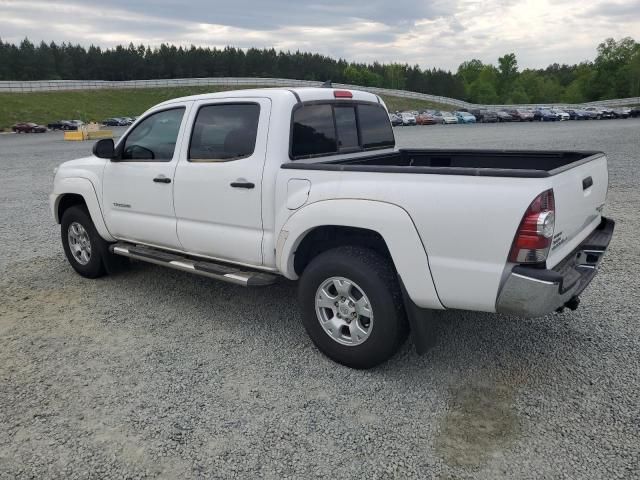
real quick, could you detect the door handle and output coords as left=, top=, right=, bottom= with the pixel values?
left=582, top=176, right=593, bottom=190
left=230, top=181, right=255, bottom=189
left=153, top=176, right=171, bottom=184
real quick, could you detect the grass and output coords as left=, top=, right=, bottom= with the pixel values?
left=0, top=86, right=457, bottom=129
left=378, top=95, right=455, bottom=113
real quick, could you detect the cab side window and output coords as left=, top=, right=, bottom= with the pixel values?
left=189, top=103, right=260, bottom=162
left=121, top=108, right=185, bottom=161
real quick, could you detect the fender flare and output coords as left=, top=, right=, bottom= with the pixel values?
left=277, top=199, right=443, bottom=310
left=51, top=177, right=115, bottom=242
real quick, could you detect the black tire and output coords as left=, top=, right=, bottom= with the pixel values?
left=298, top=246, right=408, bottom=369
left=61, top=205, right=109, bottom=278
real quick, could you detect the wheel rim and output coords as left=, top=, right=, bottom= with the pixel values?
left=67, top=222, right=92, bottom=265
left=315, top=276, right=374, bottom=346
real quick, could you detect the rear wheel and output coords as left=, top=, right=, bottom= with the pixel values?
left=298, top=246, right=408, bottom=369
left=61, top=206, right=109, bottom=278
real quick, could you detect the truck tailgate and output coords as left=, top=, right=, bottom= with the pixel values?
left=546, top=154, right=608, bottom=268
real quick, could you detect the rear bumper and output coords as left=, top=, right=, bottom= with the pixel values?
left=496, top=217, right=614, bottom=317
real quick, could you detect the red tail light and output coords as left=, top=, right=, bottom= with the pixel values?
left=333, top=90, right=352, bottom=98
left=509, top=189, right=555, bottom=263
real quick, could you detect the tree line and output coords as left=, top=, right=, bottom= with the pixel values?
left=0, top=37, right=638, bottom=104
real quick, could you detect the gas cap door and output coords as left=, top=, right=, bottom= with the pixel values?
left=286, top=179, right=311, bottom=210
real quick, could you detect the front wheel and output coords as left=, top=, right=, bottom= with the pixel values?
left=61, top=205, right=109, bottom=278
left=298, top=246, right=408, bottom=369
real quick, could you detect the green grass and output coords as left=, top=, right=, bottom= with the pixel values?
left=0, top=86, right=458, bottom=129
left=378, top=95, right=455, bottom=113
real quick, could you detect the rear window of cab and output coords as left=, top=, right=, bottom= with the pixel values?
left=290, top=102, right=395, bottom=159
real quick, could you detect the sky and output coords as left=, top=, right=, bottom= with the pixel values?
left=1, top=0, right=639, bottom=71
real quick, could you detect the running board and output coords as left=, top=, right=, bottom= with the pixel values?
left=110, top=243, right=277, bottom=287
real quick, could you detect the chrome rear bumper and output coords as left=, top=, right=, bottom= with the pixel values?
left=496, top=217, right=615, bottom=317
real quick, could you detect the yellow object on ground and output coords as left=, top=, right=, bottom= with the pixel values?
left=63, top=127, right=113, bottom=141
left=87, top=130, right=113, bottom=140
left=63, top=131, right=85, bottom=141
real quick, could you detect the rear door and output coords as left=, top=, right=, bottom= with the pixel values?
left=546, top=154, right=609, bottom=268
left=173, top=98, right=271, bottom=265
left=102, top=104, right=190, bottom=249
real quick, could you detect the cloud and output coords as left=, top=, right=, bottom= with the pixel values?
left=582, top=0, right=640, bottom=19
left=0, top=0, right=638, bottom=70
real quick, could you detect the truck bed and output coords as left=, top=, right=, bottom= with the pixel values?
left=282, top=149, right=603, bottom=178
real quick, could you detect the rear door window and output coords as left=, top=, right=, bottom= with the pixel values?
left=189, top=103, right=260, bottom=161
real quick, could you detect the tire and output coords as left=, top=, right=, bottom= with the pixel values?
left=298, top=246, right=408, bottom=369
left=61, top=205, right=109, bottom=278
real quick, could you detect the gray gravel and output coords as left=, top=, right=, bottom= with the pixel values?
left=1, top=120, right=639, bottom=479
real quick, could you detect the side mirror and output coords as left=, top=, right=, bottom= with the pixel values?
left=92, top=138, right=115, bottom=159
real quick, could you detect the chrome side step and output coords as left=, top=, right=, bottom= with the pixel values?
left=110, top=242, right=278, bottom=287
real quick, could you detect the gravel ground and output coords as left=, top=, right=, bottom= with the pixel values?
left=1, top=120, right=639, bottom=479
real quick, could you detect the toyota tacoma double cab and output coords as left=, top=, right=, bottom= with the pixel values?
left=51, top=87, right=614, bottom=368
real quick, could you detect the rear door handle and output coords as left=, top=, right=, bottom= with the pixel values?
left=153, top=175, right=171, bottom=184
left=230, top=181, right=255, bottom=189
left=582, top=176, right=593, bottom=190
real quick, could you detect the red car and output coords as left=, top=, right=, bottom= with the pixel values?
left=416, top=113, right=438, bottom=125
left=12, top=122, right=47, bottom=133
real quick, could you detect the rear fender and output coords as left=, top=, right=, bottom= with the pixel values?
left=277, top=199, right=443, bottom=310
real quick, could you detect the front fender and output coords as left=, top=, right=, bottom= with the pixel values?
left=51, top=177, right=115, bottom=242
left=277, top=199, right=443, bottom=310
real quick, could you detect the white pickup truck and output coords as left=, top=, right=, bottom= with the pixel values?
left=51, top=87, right=614, bottom=368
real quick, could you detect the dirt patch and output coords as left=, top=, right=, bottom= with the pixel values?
left=435, top=379, right=520, bottom=468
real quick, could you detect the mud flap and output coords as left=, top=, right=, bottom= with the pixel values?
left=102, top=244, right=130, bottom=274
left=399, top=279, right=442, bottom=355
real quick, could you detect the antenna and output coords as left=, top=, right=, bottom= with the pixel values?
left=322, top=80, right=332, bottom=88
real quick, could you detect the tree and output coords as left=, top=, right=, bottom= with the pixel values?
left=0, top=36, right=637, bottom=104
left=497, top=53, right=518, bottom=96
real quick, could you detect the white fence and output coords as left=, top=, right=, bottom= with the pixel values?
left=1, top=77, right=638, bottom=110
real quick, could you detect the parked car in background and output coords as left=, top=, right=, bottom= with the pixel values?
left=47, top=120, right=77, bottom=131
left=533, top=109, right=558, bottom=122
left=102, top=118, right=127, bottom=126
left=584, top=107, right=614, bottom=119
left=629, top=106, right=640, bottom=118
left=581, top=109, right=599, bottom=120
left=12, top=122, right=47, bottom=133
left=454, top=111, right=476, bottom=123
left=470, top=109, right=498, bottom=123
left=564, top=109, right=589, bottom=120
left=552, top=109, right=570, bottom=121
left=400, top=112, right=417, bottom=126
left=416, top=112, right=439, bottom=125
left=434, top=111, right=458, bottom=124
left=389, top=113, right=403, bottom=126
left=612, top=108, right=630, bottom=119
left=497, top=111, right=514, bottom=122
left=601, top=108, right=615, bottom=119
left=584, top=107, right=603, bottom=119
left=504, top=109, right=534, bottom=121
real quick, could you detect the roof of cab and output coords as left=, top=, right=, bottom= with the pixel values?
left=155, top=86, right=382, bottom=107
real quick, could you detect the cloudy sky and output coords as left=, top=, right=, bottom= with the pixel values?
left=1, top=0, right=639, bottom=70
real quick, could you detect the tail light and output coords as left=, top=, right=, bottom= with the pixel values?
left=509, top=189, right=555, bottom=263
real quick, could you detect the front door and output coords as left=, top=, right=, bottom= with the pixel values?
left=102, top=105, right=190, bottom=249
left=173, top=98, right=271, bottom=265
